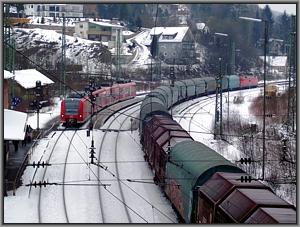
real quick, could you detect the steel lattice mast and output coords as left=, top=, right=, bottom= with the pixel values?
left=214, top=58, right=223, bottom=139
left=60, top=13, right=66, bottom=96
left=287, top=15, right=296, bottom=132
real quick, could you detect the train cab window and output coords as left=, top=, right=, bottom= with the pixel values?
left=64, top=99, right=80, bottom=114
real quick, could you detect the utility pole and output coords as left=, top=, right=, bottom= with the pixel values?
left=229, top=39, right=235, bottom=75
left=227, top=78, right=230, bottom=134
left=287, top=15, right=296, bottom=132
left=61, top=13, right=66, bottom=97
left=116, top=28, right=121, bottom=82
left=4, top=4, right=16, bottom=109
left=170, top=59, right=175, bottom=116
left=239, top=16, right=268, bottom=181
left=214, top=58, right=223, bottom=139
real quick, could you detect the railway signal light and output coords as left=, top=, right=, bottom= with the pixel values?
left=35, top=80, right=43, bottom=99
left=30, top=100, right=43, bottom=110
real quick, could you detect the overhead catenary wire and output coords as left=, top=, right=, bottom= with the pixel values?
left=56, top=107, right=177, bottom=223
left=5, top=41, right=292, bottom=144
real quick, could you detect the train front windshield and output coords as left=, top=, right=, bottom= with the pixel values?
left=64, top=99, right=80, bottom=115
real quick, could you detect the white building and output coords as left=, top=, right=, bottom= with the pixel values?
left=24, top=4, right=83, bottom=18
left=74, top=20, right=123, bottom=47
left=144, top=26, right=196, bottom=64
left=259, top=56, right=288, bottom=74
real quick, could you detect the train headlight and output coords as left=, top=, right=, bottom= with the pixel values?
left=79, top=115, right=82, bottom=118
left=61, top=114, right=64, bottom=118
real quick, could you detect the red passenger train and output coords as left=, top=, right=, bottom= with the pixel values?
left=60, top=82, right=136, bottom=126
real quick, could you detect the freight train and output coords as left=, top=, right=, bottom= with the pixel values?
left=139, top=75, right=296, bottom=223
left=61, top=81, right=136, bottom=126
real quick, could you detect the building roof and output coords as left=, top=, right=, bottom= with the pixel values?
left=4, top=70, right=15, bottom=79
left=13, top=69, right=54, bottom=89
left=259, top=56, right=287, bottom=67
left=144, top=26, right=189, bottom=45
left=88, top=20, right=123, bottom=29
left=4, top=109, right=28, bottom=140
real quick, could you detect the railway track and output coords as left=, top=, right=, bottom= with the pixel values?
left=37, top=130, right=76, bottom=223
left=23, top=98, right=176, bottom=223
left=96, top=103, right=142, bottom=223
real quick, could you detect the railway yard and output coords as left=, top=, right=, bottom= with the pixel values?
left=4, top=81, right=296, bottom=223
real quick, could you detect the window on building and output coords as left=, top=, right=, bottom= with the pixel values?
left=42, top=5, right=45, bottom=11
left=56, top=6, right=59, bottom=11
left=31, top=5, right=33, bottom=8
left=49, top=6, right=55, bottom=11
left=162, top=33, right=177, bottom=40
left=37, top=5, right=40, bottom=11
left=49, top=12, right=55, bottom=17
left=80, top=24, right=83, bottom=28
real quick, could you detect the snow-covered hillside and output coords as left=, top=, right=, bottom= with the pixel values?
left=12, top=28, right=111, bottom=74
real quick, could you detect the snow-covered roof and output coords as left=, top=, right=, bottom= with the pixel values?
left=4, top=109, right=28, bottom=140
left=9, top=6, right=17, bottom=13
left=123, top=30, right=134, bottom=36
left=259, top=56, right=287, bottom=67
left=14, top=69, right=54, bottom=89
left=88, top=20, right=123, bottom=29
left=145, top=26, right=189, bottom=45
left=4, top=70, right=15, bottom=79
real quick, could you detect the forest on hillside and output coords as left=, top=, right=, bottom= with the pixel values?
left=96, top=3, right=293, bottom=74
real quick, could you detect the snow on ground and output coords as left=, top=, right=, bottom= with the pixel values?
left=4, top=83, right=294, bottom=223
left=4, top=101, right=177, bottom=223
left=172, top=88, right=263, bottom=161
left=127, top=29, right=151, bottom=66
left=27, top=97, right=61, bottom=129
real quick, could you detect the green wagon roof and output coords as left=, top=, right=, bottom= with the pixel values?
left=166, top=140, right=243, bottom=222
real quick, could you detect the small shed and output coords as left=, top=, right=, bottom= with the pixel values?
left=4, top=109, right=28, bottom=162
left=11, top=69, right=54, bottom=112
left=4, top=109, right=28, bottom=141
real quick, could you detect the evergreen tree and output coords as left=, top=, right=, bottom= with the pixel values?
left=252, top=8, right=261, bottom=47
left=120, top=4, right=129, bottom=21
left=262, top=5, right=274, bottom=38
left=135, top=16, right=142, bottom=28
left=278, top=11, right=291, bottom=43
